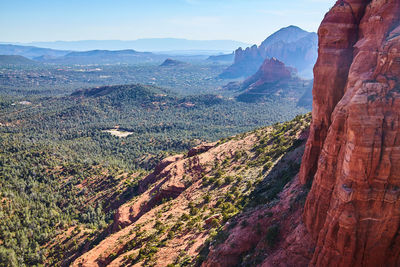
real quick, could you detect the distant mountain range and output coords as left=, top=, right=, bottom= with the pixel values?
left=0, top=43, right=238, bottom=65
left=0, top=30, right=317, bottom=71
left=0, top=44, right=70, bottom=59
left=36, top=49, right=167, bottom=64
left=0, top=55, right=38, bottom=65
left=0, top=44, right=210, bottom=65
left=6, top=38, right=250, bottom=53
left=220, top=26, right=317, bottom=79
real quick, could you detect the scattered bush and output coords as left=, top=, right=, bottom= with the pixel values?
left=265, top=224, right=280, bottom=247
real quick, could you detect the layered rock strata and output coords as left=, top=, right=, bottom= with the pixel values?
left=300, top=0, right=400, bottom=266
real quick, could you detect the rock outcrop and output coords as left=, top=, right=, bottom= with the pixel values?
left=243, top=57, right=293, bottom=86
left=235, top=57, right=312, bottom=104
left=220, top=26, right=317, bottom=79
left=220, top=45, right=265, bottom=79
left=160, top=58, right=188, bottom=67
left=300, top=0, right=400, bottom=266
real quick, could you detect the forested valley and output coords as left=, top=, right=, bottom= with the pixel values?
left=0, top=61, right=310, bottom=265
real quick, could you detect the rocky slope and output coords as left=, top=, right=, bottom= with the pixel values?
left=220, top=26, right=317, bottom=79
left=299, top=0, right=400, bottom=266
left=67, top=114, right=311, bottom=266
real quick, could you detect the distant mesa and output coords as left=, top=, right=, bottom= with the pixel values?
left=0, top=55, right=38, bottom=65
left=160, top=58, right=188, bottom=67
left=233, top=57, right=312, bottom=106
left=220, top=25, right=317, bottom=79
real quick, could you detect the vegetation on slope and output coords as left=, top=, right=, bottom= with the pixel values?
left=0, top=73, right=310, bottom=266
left=70, top=113, right=311, bottom=266
left=0, top=105, right=310, bottom=266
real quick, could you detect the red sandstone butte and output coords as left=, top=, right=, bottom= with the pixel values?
left=300, top=0, right=400, bottom=266
left=244, top=57, right=292, bottom=86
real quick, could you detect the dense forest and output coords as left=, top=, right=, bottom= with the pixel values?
left=0, top=63, right=230, bottom=96
left=0, top=61, right=311, bottom=266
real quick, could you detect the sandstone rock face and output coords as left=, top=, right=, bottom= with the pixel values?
left=299, top=0, right=368, bottom=184
left=300, top=0, right=400, bottom=266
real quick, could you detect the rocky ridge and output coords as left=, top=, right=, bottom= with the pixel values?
left=68, top=114, right=311, bottom=266
left=220, top=26, right=317, bottom=79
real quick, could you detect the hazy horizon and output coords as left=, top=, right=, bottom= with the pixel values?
left=1, top=0, right=335, bottom=44
left=2, top=38, right=251, bottom=53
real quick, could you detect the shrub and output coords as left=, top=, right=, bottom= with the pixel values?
left=180, top=213, right=190, bottom=221
left=189, top=206, right=199, bottom=216
left=265, top=224, right=280, bottom=247
left=240, top=220, right=249, bottom=228
left=224, top=176, right=234, bottom=184
left=167, top=230, right=175, bottom=239
left=210, top=218, right=220, bottom=228
left=214, top=178, right=224, bottom=187
left=263, top=162, right=273, bottom=172
left=215, top=169, right=224, bottom=178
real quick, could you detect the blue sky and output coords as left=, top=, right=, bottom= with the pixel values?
left=0, top=0, right=335, bottom=44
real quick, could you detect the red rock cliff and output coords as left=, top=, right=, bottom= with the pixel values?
left=300, top=0, right=400, bottom=266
